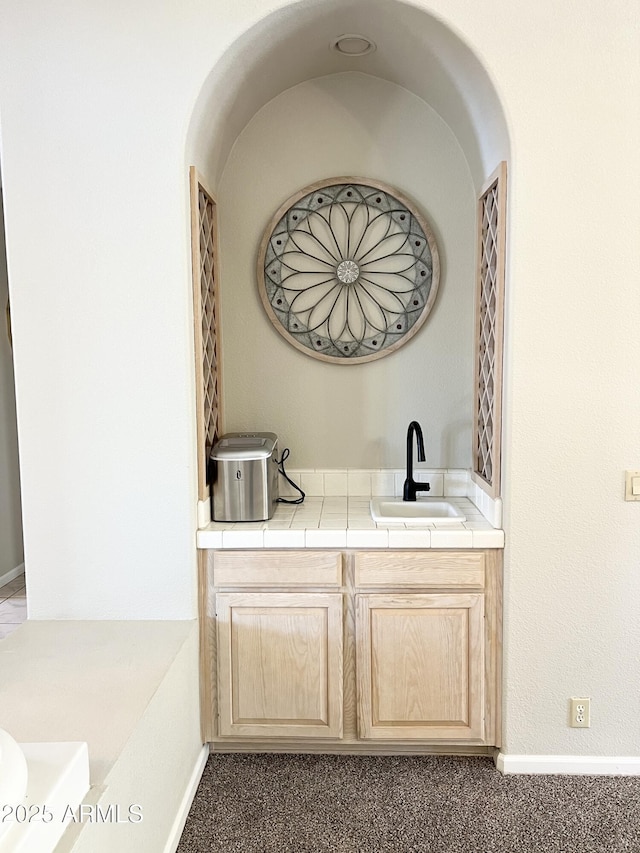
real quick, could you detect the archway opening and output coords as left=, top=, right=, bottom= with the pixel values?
left=186, top=0, right=510, bottom=473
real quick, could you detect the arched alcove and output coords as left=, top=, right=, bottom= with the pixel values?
left=186, top=0, right=510, bottom=471
left=186, top=0, right=510, bottom=191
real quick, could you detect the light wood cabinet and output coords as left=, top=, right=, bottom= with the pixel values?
left=213, top=549, right=342, bottom=588
left=217, top=591, right=343, bottom=738
left=354, top=550, right=485, bottom=589
left=356, top=592, right=484, bottom=740
left=203, top=548, right=502, bottom=752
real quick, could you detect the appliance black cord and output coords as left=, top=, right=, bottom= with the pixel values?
left=275, top=448, right=305, bottom=504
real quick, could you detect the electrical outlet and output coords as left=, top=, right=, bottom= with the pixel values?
left=569, top=697, right=591, bottom=728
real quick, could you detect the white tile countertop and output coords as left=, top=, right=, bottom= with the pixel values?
left=196, top=496, right=504, bottom=550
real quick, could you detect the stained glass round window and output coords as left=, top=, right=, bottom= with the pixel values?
left=257, top=178, right=440, bottom=364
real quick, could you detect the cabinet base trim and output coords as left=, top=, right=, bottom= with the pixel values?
left=210, top=741, right=495, bottom=756
left=496, top=753, right=640, bottom=776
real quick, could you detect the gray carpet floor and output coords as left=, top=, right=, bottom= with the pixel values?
left=177, top=754, right=640, bottom=852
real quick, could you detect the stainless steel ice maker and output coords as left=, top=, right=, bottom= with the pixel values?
left=209, top=432, right=279, bottom=522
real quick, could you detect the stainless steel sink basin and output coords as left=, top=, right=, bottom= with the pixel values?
left=370, top=497, right=466, bottom=524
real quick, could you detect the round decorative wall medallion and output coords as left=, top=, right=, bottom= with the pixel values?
left=257, top=178, right=440, bottom=364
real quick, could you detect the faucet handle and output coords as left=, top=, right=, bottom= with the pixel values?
left=402, top=477, right=431, bottom=501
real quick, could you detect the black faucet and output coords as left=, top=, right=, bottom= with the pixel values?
left=403, top=421, right=431, bottom=502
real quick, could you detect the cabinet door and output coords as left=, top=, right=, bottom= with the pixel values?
left=356, top=593, right=484, bottom=741
left=217, top=592, right=343, bottom=738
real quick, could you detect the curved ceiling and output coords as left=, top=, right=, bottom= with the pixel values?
left=186, top=0, right=509, bottom=190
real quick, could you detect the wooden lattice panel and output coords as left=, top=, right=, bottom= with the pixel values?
left=472, top=163, right=506, bottom=498
left=190, top=167, right=222, bottom=500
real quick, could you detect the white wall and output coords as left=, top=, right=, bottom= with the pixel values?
left=0, top=0, right=638, bottom=759
left=0, top=191, right=23, bottom=578
left=0, top=2, right=203, bottom=619
left=496, top=2, right=640, bottom=756
left=218, top=73, right=475, bottom=469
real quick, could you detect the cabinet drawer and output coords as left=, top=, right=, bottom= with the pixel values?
left=213, top=550, right=342, bottom=587
left=355, top=551, right=485, bottom=589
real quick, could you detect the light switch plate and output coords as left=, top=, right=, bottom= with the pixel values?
left=624, top=471, right=640, bottom=501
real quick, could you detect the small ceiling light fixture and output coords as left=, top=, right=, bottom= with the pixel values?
left=330, top=33, right=376, bottom=57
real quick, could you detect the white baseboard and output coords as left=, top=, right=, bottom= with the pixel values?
left=164, top=744, right=209, bottom=853
left=496, top=753, right=640, bottom=775
left=0, top=562, right=25, bottom=589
